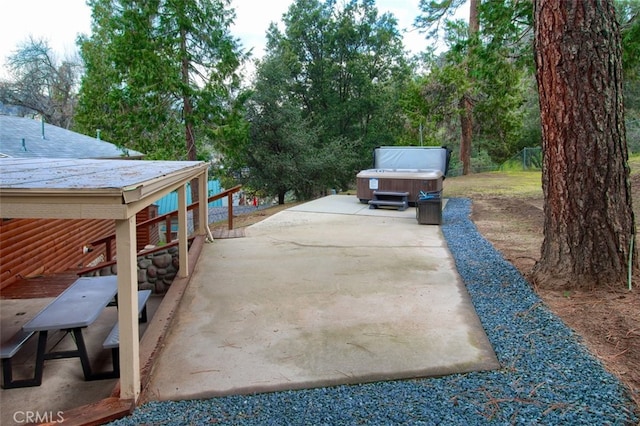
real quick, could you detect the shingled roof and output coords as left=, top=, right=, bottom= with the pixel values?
left=0, top=115, right=144, bottom=159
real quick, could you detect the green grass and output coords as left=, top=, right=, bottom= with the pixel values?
left=444, top=153, right=640, bottom=199
left=443, top=170, right=543, bottom=198
left=629, top=153, right=640, bottom=174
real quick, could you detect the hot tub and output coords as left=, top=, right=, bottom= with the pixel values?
left=356, top=146, right=450, bottom=205
left=356, top=169, right=443, bottom=205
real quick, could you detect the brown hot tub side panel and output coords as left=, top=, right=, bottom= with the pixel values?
left=356, top=176, right=443, bottom=205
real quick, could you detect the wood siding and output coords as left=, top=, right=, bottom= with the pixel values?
left=136, top=204, right=159, bottom=251
left=0, top=218, right=115, bottom=290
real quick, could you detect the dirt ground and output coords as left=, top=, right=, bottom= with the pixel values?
left=220, top=191, right=640, bottom=414
left=471, top=194, right=640, bottom=413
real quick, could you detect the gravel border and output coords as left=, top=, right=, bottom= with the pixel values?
left=208, top=205, right=271, bottom=225
left=110, top=198, right=638, bottom=425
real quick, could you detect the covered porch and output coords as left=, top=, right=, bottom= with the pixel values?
left=0, top=158, right=210, bottom=412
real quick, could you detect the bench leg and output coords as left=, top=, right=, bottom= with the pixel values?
left=69, top=328, right=118, bottom=381
left=42, top=329, right=116, bottom=381
left=71, top=328, right=95, bottom=380
left=0, top=358, right=43, bottom=389
left=111, top=348, right=120, bottom=377
left=1, top=332, right=46, bottom=389
left=1, top=358, right=14, bottom=388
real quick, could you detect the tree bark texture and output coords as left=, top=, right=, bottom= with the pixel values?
left=459, top=0, right=479, bottom=176
left=532, top=0, right=636, bottom=290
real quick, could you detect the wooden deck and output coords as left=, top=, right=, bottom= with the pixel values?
left=0, top=272, right=78, bottom=299
left=212, top=228, right=246, bottom=239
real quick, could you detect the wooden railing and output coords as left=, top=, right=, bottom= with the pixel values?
left=76, top=237, right=193, bottom=277
left=91, top=184, right=242, bottom=261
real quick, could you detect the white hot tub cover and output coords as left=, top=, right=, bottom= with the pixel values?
left=371, top=146, right=451, bottom=174
left=356, top=169, right=443, bottom=180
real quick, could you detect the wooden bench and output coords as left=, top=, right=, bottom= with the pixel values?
left=103, top=290, right=152, bottom=377
left=1, top=330, right=38, bottom=389
left=368, top=191, right=410, bottom=211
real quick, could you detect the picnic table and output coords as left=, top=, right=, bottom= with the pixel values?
left=22, top=276, right=119, bottom=385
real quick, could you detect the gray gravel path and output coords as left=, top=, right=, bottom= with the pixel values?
left=110, top=198, right=638, bottom=425
left=208, top=205, right=271, bottom=225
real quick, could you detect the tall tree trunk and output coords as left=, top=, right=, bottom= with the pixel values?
left=531, top=0, right=636, bottom=290
left=181, top=27, right=196, bottom=163
left=459, top=0, right=479, bottom=175
left=459, top=95, right=473, bottom=175
left=180, top=26, right=200, bottom=229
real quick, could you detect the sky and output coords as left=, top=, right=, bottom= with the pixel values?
left=0, top=0, right=468, bottom=78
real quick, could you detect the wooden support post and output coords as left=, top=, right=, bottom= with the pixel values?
left=105, top=240, right=113, bottom=262
left=198, top=172, right=208, bottom=236
left=177, top=184, right=189, bottom=278
left=227, top=193, right=233, bottom=230
left=115, top=216, right=140, bottom=401
left=164, top=216, right=172, bottom=243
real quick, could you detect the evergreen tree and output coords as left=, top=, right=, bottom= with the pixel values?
left=75, top=0, right=246, bottom=161
left=281, top=0, right=410, bottom=156
left=413, top=0, right=534, bottom=171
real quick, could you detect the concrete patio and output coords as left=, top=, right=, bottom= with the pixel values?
left=0, top=195, right=499, bottom=424
left=142, top=195, right=499, bottom=401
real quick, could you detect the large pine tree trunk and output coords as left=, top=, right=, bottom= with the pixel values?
left=531, top=0, right=636, bottom=290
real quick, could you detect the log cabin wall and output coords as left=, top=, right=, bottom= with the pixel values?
left=0, top=217, right=115, bottom=290
left=136, top=203, right=159, bottom=251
